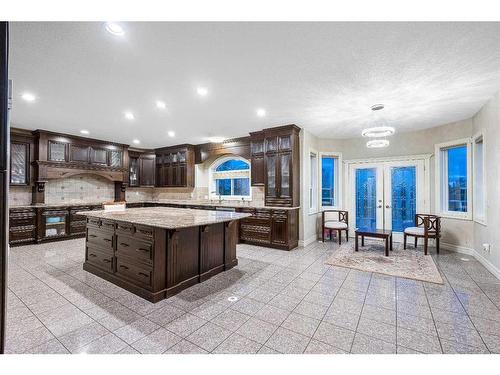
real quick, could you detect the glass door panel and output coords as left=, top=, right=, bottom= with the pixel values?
left=355, top=168, right=378, bottom=231
left=280, top=153, right=290, bottom=197
left=390, top=166, right=416, bottom=232
left=266, top=154, right=276, bottom=197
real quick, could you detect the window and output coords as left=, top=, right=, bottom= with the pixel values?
left=309, top=152, right=318, bottom=213
left=436, top=139, right=472, bottom=219
left=473, top=134, right=486, bottom=224
left=320, top=153, right=341, bottom=208
left=209, top=156, right=251, bottom=200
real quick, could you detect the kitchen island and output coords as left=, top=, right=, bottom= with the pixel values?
left=78, top=207, right=251, bottom=302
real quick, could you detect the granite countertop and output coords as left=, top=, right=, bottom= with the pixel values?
left=77, top=207, right=252, bottom=229
left=10, top=199, right=300, bottom=211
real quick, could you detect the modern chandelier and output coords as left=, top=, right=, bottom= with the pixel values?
left=362, top=104, right=394, bottom=148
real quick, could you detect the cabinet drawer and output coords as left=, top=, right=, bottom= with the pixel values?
left=9, top=226, right=36, bottom=244
left=10, top=214, right=36, bottom=227
left=116, top=258, right=152, bottom=289
left=240, top=224, right=271, bottom=244
left=116, top=222, right=134, bottom=236
left=241, top=217, right=271, bottom=228
left=116, top=236, right=153, bottom=265
left=101, top=219, right=116, bottom=231
left=134, top=225, right=154, bottom=241
left=70, top=221, right=87, bottom=235
left=87, top=227, right=114, bottom=250
left=86, top=247, right=114, bottom=272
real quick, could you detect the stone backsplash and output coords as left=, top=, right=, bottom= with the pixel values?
left=44, top=174, right=115, bottom=204
left=9, top=185, right=32, bottom=206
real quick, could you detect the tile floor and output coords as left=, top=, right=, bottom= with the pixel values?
left=5, top=238, right=500, bottom=354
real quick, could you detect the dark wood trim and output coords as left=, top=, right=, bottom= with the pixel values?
left=195, top=137, right=250, bottom=164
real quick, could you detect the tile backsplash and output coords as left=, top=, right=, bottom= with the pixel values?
left=9, top=186, right=32, bottom=206
left=45, top=175, right=115, bottom=204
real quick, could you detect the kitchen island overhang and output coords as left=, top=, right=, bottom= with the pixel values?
left=77, top=207, right=252, bottom=303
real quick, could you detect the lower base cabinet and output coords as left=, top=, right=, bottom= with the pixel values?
left=83, top=218, right=239, bottom=302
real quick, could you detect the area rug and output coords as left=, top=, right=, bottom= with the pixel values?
left=325, top=240, right=443, bottom=284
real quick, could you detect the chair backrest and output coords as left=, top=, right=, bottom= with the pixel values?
left=323, top=210, right=348, bottom=225
left=415, top=214, right=441, bottom=234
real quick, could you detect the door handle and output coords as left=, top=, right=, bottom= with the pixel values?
left=377, top=205, right=382, bottom=208
left=385, top=205, right=391, bottom=208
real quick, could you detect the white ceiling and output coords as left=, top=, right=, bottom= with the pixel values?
left=9, top=22, right=500, bottom=148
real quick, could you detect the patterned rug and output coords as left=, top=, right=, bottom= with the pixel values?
left=325, top=240, right=443, bottom=284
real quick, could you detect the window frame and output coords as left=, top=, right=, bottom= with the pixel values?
left=319, top=151, right=343, bottom=211
left=435, top=138, right=472, bottom=220
left=209, top=155, right=252, bottom=201
left=309, top=150, right=318, bottom=214
left=473, top=132, right=487, bottom=225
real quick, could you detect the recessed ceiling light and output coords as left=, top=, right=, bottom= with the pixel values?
left=156, top=100, right=166, bottom=110
left=208, top=136, right=225, bottom=143
left=124, top=112, right=135, bottom=120
left=80, top=130, right=90, bottom=135
left=371, top=104, right=385, bottom=111
left=21, top=92, right=36, bottom=102
left=167, top=131, right=175, bottom=137
left=132, top=139, right=140, bottom=145
left=256, top=108, right=266, bottom=117
left=367, top=139, right=390, bottom=148
left=197, top=87, right=208, bottom=97
left=362, top=126, right=395, bottom=138
left=105, top=22, right=125, bottom=36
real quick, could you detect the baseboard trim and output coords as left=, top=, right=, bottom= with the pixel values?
left=299, top=235, right=318, bottom=247
left=441, top=242, right=500, bottom=280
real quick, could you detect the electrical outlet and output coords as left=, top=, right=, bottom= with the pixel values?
left=482, top=243, right=491, bottom=254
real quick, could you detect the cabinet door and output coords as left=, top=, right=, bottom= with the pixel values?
left=70, top=145, right=90, bottom=163
left=251, top=154, right=264, bottom=186
left=48, top=141, right=67, bottom=161
left=140, top=157, right=155, bottom=186
left=129, top=157, right=140, bottom=187
left=10, top=142, right=29, bottom=185
left=171, top=164, right=179, bottom=186
left=271, top=212, right=288, bottom=245
left=90, top=147, right=108, bottom=165
left=178, top=164, right=187, bottom=186
left=266, top=154, right=277, bottom=198
left=279, top=152, right=291, bottom=198
left=109, top=150, right=123, bottom=167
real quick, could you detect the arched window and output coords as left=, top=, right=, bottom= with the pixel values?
left=209, top=156, right=251, bottom=200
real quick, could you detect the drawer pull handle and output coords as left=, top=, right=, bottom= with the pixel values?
left=119, top=265, right=129, bottom=270
left=138, top=272, right=149, bottom=278
left=120, top=242, right=130, bottom=247
left=89, top=254, right=97, bottom=257
left=103, top=238, right=112, bottom=242
left=137, top=248, right=149, bottom=253
left=103, top=259, right=111, bottom=263
left=89, top=234, right=97, bottom=238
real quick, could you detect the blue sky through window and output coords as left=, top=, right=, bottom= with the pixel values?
left=321, top=157, right=335, bottom=206
left=447, top=146, right=467, bottom=212
left=215, top=159, right=249, bottom=171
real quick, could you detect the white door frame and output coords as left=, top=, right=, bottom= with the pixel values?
left=346, top=154, right=431, bottom=241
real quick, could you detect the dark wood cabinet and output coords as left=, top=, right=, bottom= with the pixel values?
left=155, top=145, right=194, bottom=187
left=10, top=141, right=29, bottom=185
left=263, top=125, right=300, bottom=207
left=250, top=131, right=265, bottom=186
left=140, top=154, right=155, bottom=187
left=9, top=208, right=36, bottom=246
left=238, top=207, right=298, bottom=250
left=129, top=151, right=155, bottom=187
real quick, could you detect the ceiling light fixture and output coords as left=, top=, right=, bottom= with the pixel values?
left=80, top=130, right=90, bottom=135
left=21, top=92, right=36, bottom=102
left=256, top=108, right=266, bottom=117
left=132, top=139, right=140, bottom=145
left=367, top=139, right=390, bottom=148
left=105, top=22, right=125, bottom=36
left=361, top=126, right=395, bottom=138
left=156, top=100, right=166, bottom=109
left=167, top=131, right=175, bottom=137
left=196, top=87, right=208, bottom=97
left=124, top=112, right=135, bottom=120
left=371, top=104, right=385, bottom=111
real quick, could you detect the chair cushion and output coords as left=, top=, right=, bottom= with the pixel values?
left=404, top=227, right=425, bottom=236
left=324, top=221, right=348, bottom=229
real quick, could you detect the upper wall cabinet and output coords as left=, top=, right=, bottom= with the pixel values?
left=263, top=125, right=300, bottom=207
left=10, top=141, right=29, bottom=185
left=129, top=151, right=155, bottom=187
left=155, top=145, right=195, bottom=188
left=249, top=131, right=265, bottom=186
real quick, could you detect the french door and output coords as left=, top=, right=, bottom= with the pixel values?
left=348, top=158, right=429, bottom=241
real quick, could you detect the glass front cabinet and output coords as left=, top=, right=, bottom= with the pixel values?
left=10, top=141, right=30, bottom=185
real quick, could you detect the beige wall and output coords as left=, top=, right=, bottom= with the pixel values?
left=300, top=119, right=475, bottom=249
left=472, top=90, right=500, bottom=276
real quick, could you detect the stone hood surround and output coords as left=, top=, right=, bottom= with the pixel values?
left=78, top=206, right=252, bottom=229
